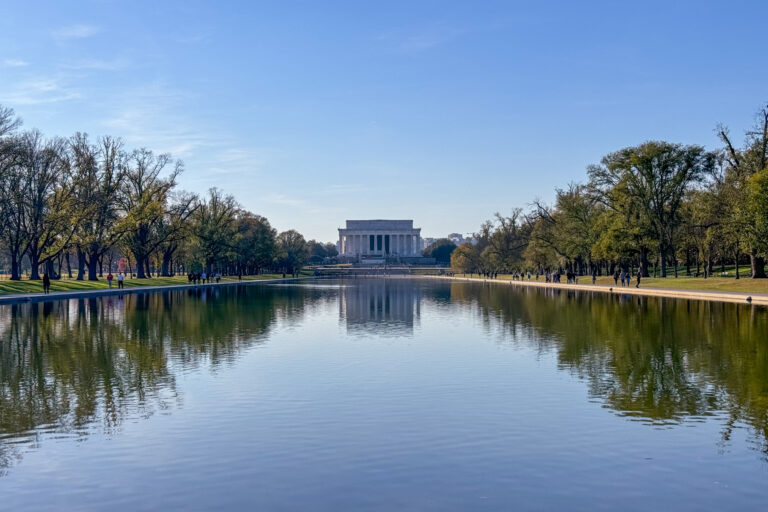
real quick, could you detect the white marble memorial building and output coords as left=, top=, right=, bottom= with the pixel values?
left=338, top=220, right=422, bottom=259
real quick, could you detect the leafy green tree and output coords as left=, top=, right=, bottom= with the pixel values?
left=589, top=141, right=713, bottom=277
left=192, top=188, right=238, bottom=274
left=422, top=238, right=456, bottom=264
left=234, top=212, right=276, bottom=274
left=749, top=167, right=768, bottom=254
left=120, top=149, right=181, bottom=278
left=717, top=104, right=768, bottom=278
left=450, top=242, right=479, bottom=274
left=529, top=184, right=602, bottom=274
left=276, top=230, right=308, bottom=276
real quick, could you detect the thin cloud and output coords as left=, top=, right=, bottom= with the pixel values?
left=53, top=24, right=100, bottom=40
left=0, top=78, right=80, bottom=105
left=100, top=82, right=206, bottom=157
left=3, top=59, right=28, bottom=67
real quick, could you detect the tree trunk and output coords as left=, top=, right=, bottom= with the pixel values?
left=134, top=254, right=146, bottom=278
left=9, top=250, right=20, bottom=280
left=77, top=248, right=87, bottom=280
left=161, top=250, right=173, bottom=277
left=45, top=259, right=56, bottom=279
left=735, top=250, right=740, bottom=280
left=66, top=252, right=73, bottom=279
left=659, top=247, right=667, bottom=278
left=87, top=252, right=99, bottom=281
left=640, top=248, right=650, bottom=277
left=673, top=253, right=678, bottom=278
left=29, top=253, right=41, bottom=280
left=751, top=251, right=767, bottom=278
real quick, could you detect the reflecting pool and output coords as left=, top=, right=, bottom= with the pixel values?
left=1, top=278, right=767, bottom=511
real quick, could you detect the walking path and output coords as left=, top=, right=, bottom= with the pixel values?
left=4, top=274, right=767, bottom=307
left=0, top=277, right=307, bottom=305
left=417, top=275, right=768, bottom=306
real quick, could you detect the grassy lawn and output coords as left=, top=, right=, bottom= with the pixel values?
left=0, top=274, right=288, bottom=296
left=454, top=273, right=768, bottom=294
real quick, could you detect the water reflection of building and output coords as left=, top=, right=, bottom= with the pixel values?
left=339, top=279, right=421, bottom=336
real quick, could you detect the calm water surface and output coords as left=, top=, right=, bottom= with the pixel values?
left=1, top=278, right=767, bottom=511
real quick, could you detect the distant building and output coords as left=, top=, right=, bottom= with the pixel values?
left=338, top=220, right=422, bottom=261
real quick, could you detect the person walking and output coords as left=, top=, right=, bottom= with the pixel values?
left=117, top=272, right=124, bottom=289
left=42, top=273, right=51, bottom=294
left=107, top=272, right=114, bottom=288
left=592, top=269, right=597, bottom=285
left=619, top=269, right=626, bottom=287
left=636, top=269, right=642, bottom=288
left=201, top=271, right=207, bottom=284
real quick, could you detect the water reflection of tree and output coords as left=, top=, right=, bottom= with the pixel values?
left=451, top=282, right=768, bottom=456
left=0, top=285, right=321, bottom=474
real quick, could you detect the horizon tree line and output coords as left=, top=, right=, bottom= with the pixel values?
left=450, top=103, right=768, bottom=279
left=0, top=104, right=328, bottom=281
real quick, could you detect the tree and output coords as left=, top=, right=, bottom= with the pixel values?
left=234, top=212, right=277, bottom=274
left=528, top=183, right=602, bottom=274
left=70, top=133, right=129, bottom=280
left=0, top=107, right=25, bottom=279
left=192, top=188, right=238, bottom=274
left=307, top=240, right=329, bottom=264
left=717, top=104, right=768, bottom=278
left=749, top=167, right=768, bottom=257
left=120, top=148, right=181, bottom=278
left=422, top=238, right=456, bottom=264
left=450, top=242, right=479, bottom=274
left=478, top=211, right=529, bottom=272
left=18, top=131, right=74, bottom=280
left=157, top=191, right=197, bottom=276
left=589, top=141, right=713, bottom=277
left=276, top=230, right=308, bottom=276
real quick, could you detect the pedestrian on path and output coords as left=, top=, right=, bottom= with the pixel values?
left=117, top=272, right=124, bottom=289
left=636, top=270, right=642, bottom=288
left=107, top=272, right=114, bottom=288
left=42, top=273, right=51, bottom=294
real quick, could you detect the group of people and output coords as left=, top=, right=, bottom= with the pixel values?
left=613, top=269, right=641, bottom=288
left=106, top=272, right=125, bottom=289
left=510, top=271, right=532, bottom=281
left=187, top=272, right=222, bottom=284
left=502, top=267, right=642, bottom=289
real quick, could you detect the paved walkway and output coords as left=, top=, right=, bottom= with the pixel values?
left=0, top=277, right=305, bottom=305
left=3, top=274, right=766, bottom=307
left=418, top=275, right=768, bottom=306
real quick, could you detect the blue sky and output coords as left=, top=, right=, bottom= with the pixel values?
left=1, top=1, right=767, bottom=242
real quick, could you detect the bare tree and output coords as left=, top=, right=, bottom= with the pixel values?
left=70, top=133, right=130, bottom=280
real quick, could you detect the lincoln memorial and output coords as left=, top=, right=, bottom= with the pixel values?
left=338, top=220, right=422, bottom=260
